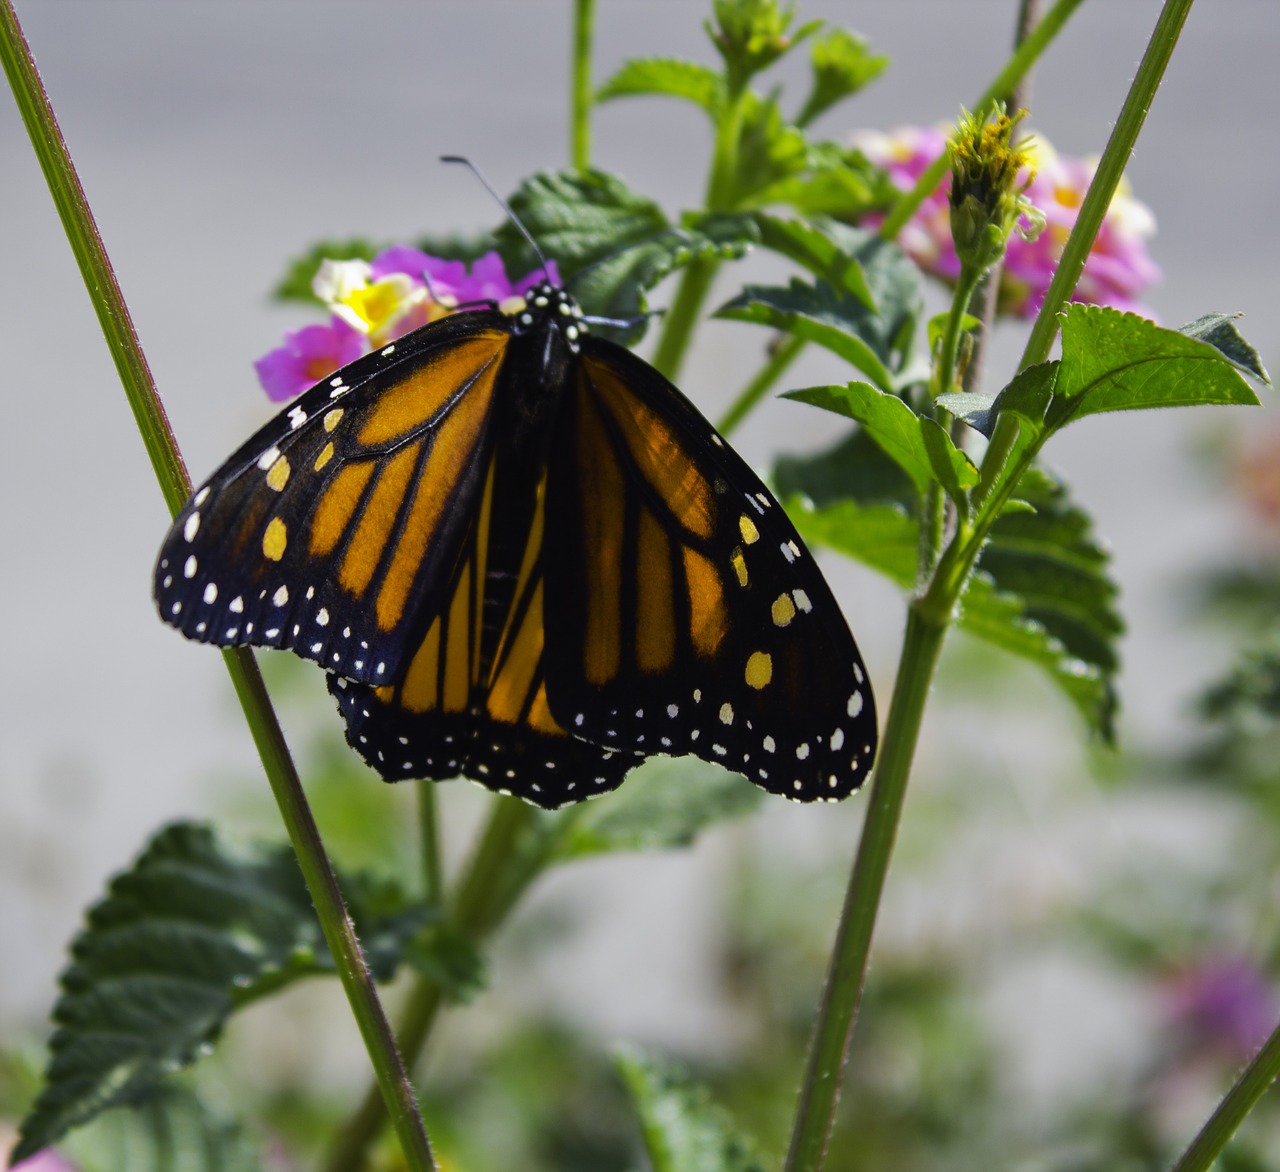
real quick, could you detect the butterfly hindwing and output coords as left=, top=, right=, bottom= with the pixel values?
left=541, top=339, right=877, bottom=802
left=155, top=313, right=511, bottom=686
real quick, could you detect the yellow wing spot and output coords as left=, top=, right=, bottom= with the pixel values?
left=739, top=514, right=760, bottom=544
left=262, top=517, right=288, bottom=561
left=745, top=650, right=773, bottom=689
left=265, top=456, right=290, bottom=492
left=731, top=547, right=748, bottom=588
left=314, top=442, right=335, bottom=472
left=323, top=407, right=344, bottom=432
left=771, top=593, right=796, bottom=627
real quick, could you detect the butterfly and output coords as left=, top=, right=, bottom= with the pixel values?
left=155, top=262, right=877, bottom=809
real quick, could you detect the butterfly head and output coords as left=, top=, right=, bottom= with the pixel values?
left=507, top=281, right=588, bottom=354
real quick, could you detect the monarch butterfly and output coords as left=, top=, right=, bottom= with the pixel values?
left=155, top=187, right=877, bottom=809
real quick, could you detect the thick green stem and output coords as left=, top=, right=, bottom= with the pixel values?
left=325, top=798, right=561, bottom=1172
left=0, top=6, right=436, bottom=1168
left=570, top=0, right=595, bottom=170
left=717, top=333, right=806, bottom=437
left=649, top=79, right=749, bottom=381
left=937, top=262, right=984, bottom=398
left=783, top=604, right=949, bottom=1172
left=1020, top=0, right=1194, bottom=370
left=1170, top=1023, right=1280, bottom=1172
left=416, top=782, right=443, bottom=907
left=878, top=0, right=1087, bottom=243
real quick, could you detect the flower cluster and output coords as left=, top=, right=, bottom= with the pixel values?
left=254, top=248, right=559, bottom=402
left=853, top=125, right=1160, bottom=318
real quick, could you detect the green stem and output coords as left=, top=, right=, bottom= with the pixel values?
left=325, top=798, right=561, bottom=1172
left=1020, top=0, right=1194, bottom=370
left=782, top=604, right=949, bottom=1172
left=0, top=7, right=436, bottom=1168
left=1170, top=1023, right=1280, bottom=1172
left=717, top=333, right=806, bottom=437
left=570, top=0, right=595, bottom=170
left=937, top=262, right=984, bottom=398
left=416, top=782, right=443, bottom=907
left=649, top=79, right=749, bottom=381
left=878, top=0, right=1088, bottom=243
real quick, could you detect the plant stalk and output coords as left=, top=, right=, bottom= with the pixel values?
left=1020, top=0, right=1195, bottom=370
left=570, top=0, right=595, bottom=170
left=717, top=333, right=806, bottom=437
left=0, top=6, right=436, bottom=1168
left=782, top=603, right=949, bottom=1172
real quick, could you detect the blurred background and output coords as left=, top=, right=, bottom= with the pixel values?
left=3, top=1, right=1280, bottom=1168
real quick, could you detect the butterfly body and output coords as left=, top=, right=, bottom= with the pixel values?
left=157, top=282, right=877, bottom=808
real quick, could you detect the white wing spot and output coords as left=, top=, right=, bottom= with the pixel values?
left=763, top=736, right=776, bottom=753
left=667, top=704, right=679, bottom=718
left=380, top=344, right=397, bottom=356
left=257, top=446, right=280, bottom=470
left=202, top=582, right=218, bottom=605
left=831, top=728, right=845, bottom=751
left=712, top=744, right=727, bottom=757
left=793, top=589, right=812, bottom=612
left=184, top=555, right=198, bottom=578
left=796, top=743, right=810, bottom=760
left=719, top=702, right=734, bottom=725
left=184, top=512, right=200, bottom=541
left=310, top=642, right=322, bottom=653
left=170, top=601, right=182, bottom=616
left=847, top=691, right=864, bottom=718
left=225, top=627, right=238, bottom=639
left=229, top=596, right=244, bottom=613
left=780, top=542, right=796, bottom=564
left=273, top=585, right=289, bottom=606
left=316, top=608, right=330, bottom=626
left=193, top=487, right=210, bottom=507
left=693, top=688, right=702, bottom=703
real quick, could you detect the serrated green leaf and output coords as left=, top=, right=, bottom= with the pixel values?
left=1179, top=313, right=1272, bottom=384
left=615, top=1047, right=765, bottom=1172
left=501, top=169, right=758, bottom=340
left=271, top=238, right=382, bottom=304
left=784, top=382, right=977, bottom=505
left=752, top=213, right=874, bottom=306
left=557, top=758, right=762, bottom=860
left=596, top=57, right=725, bottom=116
left=936, top=389, right=998, bottom=433
left=795, top=27, right=890, bottom=127
left=62, top=1085, right=260, bottom=1172
left=747, top=141, right=892, bottom=220
left=15, top=822, right=428, bottom=1161
left=1051, top=305, right=1261, bottom=428
left=960, top=466, right=1122, bottom=739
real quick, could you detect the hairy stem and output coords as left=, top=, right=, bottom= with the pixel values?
left=0, top=6, right=436, bottom=1168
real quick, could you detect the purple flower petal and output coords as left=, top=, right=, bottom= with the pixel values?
left=254, top=315, right=365, bottom=402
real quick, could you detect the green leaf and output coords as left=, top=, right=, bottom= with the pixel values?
left=501, top=169, right=758, bottom=339
left=615, top=1047, right=765, bottom=1172
left=706, top=0, right=816, bottom=90
left=774, top=426, right=916, bottom=509
left=784, top=382, right=978, bottom=505
left=556, top=758, right=762, bottom=859
left=1051, top=305, right=1262, bottom=429
left=752, top=213, right=874, bottom=306
left=596, top=57, right=725, bottom=116
left=936, top=389, right=998, bottom=433
left=271, top=237, right=381, bottom=304
left=718, top=228, right=924, bottom=389
left=61, top=1085, right=259, bottom=1172
left=1179, top=312, right=1272, bottom=384
left=14, top=822, right=428, bottom=1161
left=795, top=27, right=890, bottom=127
left=786, top=497, right=918, bottom=588
left=403, top=921, right=489, bottom=1005
left=961, top=466, right=1122, bottom=739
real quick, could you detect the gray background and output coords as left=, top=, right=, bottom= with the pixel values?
left=3, top=0, right=1278, bottom=1098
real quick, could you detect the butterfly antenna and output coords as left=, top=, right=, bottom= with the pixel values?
left=440, top=155, right=552, bottom=283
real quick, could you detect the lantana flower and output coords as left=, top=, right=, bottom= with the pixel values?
left=853, top=124, right=1160, bottom=318
left=254, top=249, right=559, bottom=402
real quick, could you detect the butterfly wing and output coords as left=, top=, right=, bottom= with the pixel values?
left=155, top=313, right=511, bottom=687
left=541, top=338, right=877, bottom=802
left=327, top=460, right=643, bottom=808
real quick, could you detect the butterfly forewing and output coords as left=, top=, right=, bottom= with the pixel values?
left=154, top=314, right=511, bottom=686
left=541, top=342, right=877, bottom=802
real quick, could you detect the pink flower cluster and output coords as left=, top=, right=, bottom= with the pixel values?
left=853, top=126, right=1160, bottom=318
left=254, top=249, right=559, bottom=402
